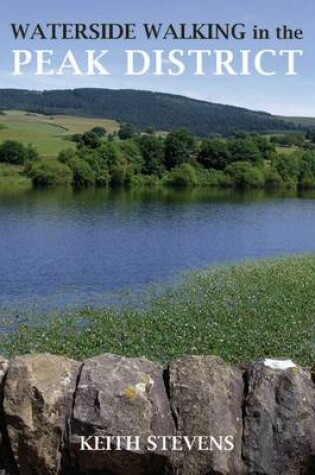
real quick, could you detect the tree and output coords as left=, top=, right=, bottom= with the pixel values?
left=272, top=152, right=300, bottom=187
left=226, top=162, right=264, bottom=188
left=306, top=129, right=315, bottom=144
left=71, top=133, right=82, bottom=143
left=28, top=160, right=72, bottom=187
left=25, top=144, right=40, bottom=162
left=166, top=163, right=198, bottom=187
left=76, top=146, right=112, bottom=187
left=120, top=139, right=143, bottom=175
left=228, top=136, right=262, bottom=163
left=0, top=140, right=28, bottom=165
left=139, top=135, right=165, bottom=175
left=118, top=123, right=136, bottom=140
left=164, top=129, right=196, bottom=170
left=297, top=151, right=315, bottom=189
left=251, top=134, right=275, bottom=160
left=58, top=148, right=77, bottom=164
left=87, top=140, right=129, bottom=186
left=197, top=138, right=230, bottom=170
left=79, top=131, right=102, bottom=149
left=68, top=158, right=95, bottom=188
left=90, top=126, right=107, bottom=137
left=145, top=127, right=155, bottom=135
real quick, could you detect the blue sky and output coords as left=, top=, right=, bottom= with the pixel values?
left=0, top=0, right=314, bottom=116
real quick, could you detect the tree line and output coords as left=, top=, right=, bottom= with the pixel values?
left=1, top=125, right=315, bottom=190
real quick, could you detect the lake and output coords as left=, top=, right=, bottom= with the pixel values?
left=1, top=186, right=315, bottom=309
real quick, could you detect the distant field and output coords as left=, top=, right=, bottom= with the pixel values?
left=275, top=145, right=298, bottom=155
left=0, top=110, right=119, bottom=158
left=277, top=115, right=315, bottom=127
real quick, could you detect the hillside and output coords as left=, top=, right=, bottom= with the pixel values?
left=0, top=110, right=118, bottom=157
left=0, top=88, right=299, bottom=137
left=276, top=115, right=315, bottom=128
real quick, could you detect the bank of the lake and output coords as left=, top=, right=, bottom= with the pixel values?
left=1, top=255, right=314, bottom=366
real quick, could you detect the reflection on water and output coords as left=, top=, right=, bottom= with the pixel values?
left=0, top=185, right=315, bottom=308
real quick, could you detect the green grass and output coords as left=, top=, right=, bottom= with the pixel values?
left=0, top=163, right=31, bottom=188
left=0, top=110, right=119, bottom=158
left=1, top=255, right=315, bottom=366
left=275, top=145, right=298, bottom=155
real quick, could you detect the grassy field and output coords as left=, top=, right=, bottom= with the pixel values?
left=275, top=145, right=298, bottom=155
left=1, top=255, right=315, bottom=366
left=0, top=110, right=119, bottom=158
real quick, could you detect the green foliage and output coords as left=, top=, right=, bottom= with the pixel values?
left=118, top=123, right=136, bottom=140
left=110, top=162, right=130, bottom=187
left=90, top=126, right=106, bottom=137
left=272, top=152, right=300, bottom=187
left=251, top=133, right=276, bottom=160
left=79, top=131, right=102, bottom=149
left=68, top=157, right=95, bottom=188
left=130, top=174, right=161, bottom=187
left=120, top=139, right=143, bottom=175
left=145, top=127, right=156, bottom=135
left=28, top=159, right=72, bottom=187
left=138, top=134, right=165, bottom=175
left=165, top=163, right=198, bottom=187
left=2, top=255, right=315, bottom=366
left=58, top=148, right=77, bottom=164
left=164, top=129, right=196, bottom=170
left=71, top=133, right=82, bottom=143
left=92, top=140, right=131, bottom=187
left=0, top=140, right=28, bottom=165
left=25, top=144, right=40, bottom=162
left=226, top=161, right=264, bottom=188
left=22, top=145, right=40, bottom=176
left=263, top=167, right=283, bottom=188
left=228, top=135, right=262, bottom=163
left=95, top=140, right=120, bottom=164
left=196, top=168, right=226, bottom=187
left=306, top=129, right=315, bottom=143
left=299, top=173, right=315, bottom=189
left=2, top=125, right=312, bottom=192
left=271, top=132, right=305, bottom=147
left=197, top=138, right=230, bottom=170
left=297, top=151, right=315, bottom=189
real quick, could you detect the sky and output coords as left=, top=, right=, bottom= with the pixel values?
left=0, top=0, right=315, bottom=116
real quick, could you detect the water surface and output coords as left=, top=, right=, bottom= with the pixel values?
left=0, top=186, right=315, bottom=308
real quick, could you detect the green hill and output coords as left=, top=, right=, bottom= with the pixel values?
left=0, top=110, right=119, bottom=158
left=0, top=88, right=299, bottom=137
left=276, top=115, right=315, bottom=128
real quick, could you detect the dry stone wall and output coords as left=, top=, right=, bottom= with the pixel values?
left=0, top=353, right=314, bottom=475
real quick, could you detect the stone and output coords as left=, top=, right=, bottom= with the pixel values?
left=1, top=352, right=315, bottom=475
left=0, top=357, right=9, bottom=472
left=3, top=354, right=81, bottom=475
left=169, top=355, right=245, bottom=475
left=242, top=360, right=315, bottom=474
left=69, top=353, right=175, bottom=475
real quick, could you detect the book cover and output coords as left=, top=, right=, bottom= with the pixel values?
left=0, top=0, right=314, bottom=474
